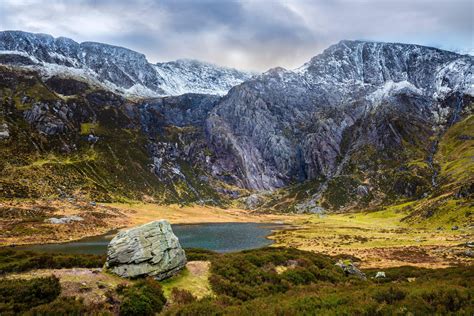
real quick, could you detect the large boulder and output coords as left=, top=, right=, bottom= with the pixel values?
left=106, top=220, right=186, bottom=280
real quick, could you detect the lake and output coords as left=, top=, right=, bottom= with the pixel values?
left=14, top=222, right=283, bottom=255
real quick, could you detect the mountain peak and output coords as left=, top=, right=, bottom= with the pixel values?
left=0, top=30, right=253, bottom=97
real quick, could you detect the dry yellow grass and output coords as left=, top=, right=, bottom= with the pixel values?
left=106, top=202, right=299, bottom=226
left=270, top=207, right=473, bottom=268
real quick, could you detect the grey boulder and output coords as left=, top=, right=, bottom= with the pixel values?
left=106, top=220, right=186, bottom=280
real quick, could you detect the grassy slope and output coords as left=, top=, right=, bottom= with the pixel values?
left=258, top=113, right=473, bottom=229
left=0, top=66, right=222, bottom=204
left=401, top=114, right=473, bottom=227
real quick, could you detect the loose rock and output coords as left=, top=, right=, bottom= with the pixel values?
left=335, top=260, right=366, bottom=280
left=45, top=215, right=84, bottom=224
left=375, top=271, right=386, bottom=279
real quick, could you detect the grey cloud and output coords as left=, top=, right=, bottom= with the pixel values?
left=0, top=0, right=472, bottom=71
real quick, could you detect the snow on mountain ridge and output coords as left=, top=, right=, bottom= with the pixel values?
left=0, top=30, right=254, bottom=97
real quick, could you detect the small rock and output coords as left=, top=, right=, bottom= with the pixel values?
left=464, top=250, right=473, bottom=258
left=87, top=134, right=99, bottom=143
left=356, top=185, right=369, bottom=196
left=0, top=123, right=9, bottom=140
left=451, top=225, right=459, bottom=231
left=466, top=241, right=474, bottom=248
left=375, top=271, right=386, bottom=279
left=45, top=215, right=84, bottom=224
left=335, top=260, right=366, bottom=280
left=245, top=194, right=262, bottom=210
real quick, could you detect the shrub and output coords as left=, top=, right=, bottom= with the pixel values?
left=25, top=297, right=90, bottom=315
left=421, top=288, right=472, bottom=313
left=184, top=248, right=217, bottom=261
left=0, top=276, right=61, bottom=314
left=0, top=248, right=105, bottom=274
left=373, top=286, right=406, bottom=304
left=119, top=278, right=166, bottom=316
left=209, top=247, right=343, bottom=301
left=171, top=288, right=196, bottom=305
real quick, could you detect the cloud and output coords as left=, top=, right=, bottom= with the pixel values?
left=0, top=0, right=472, bottom=71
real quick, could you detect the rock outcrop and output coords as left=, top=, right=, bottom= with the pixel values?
left=106, top=220, right=186, bottom=280
left=206, top=41, right=473, bottom=190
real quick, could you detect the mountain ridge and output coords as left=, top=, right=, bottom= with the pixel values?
left=0, top=30, right=254, bottom=97
left=0, top=32, right=472, bottom=219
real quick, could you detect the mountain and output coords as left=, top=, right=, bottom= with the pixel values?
left=0, top=31, right=253, bottom=97
left=207, top=40, right=473, bottom=189
left=0, top=34, right=472, bottom=223
left=206, top=40, right=473, bottom=213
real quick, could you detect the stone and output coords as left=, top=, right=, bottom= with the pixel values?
left=245, top=194, right=262, bottom=210
left=106, top=220, right=186, bottom=280
left=45, top=215, right=84, bottom=224
left=335, top=260, right=366, bottom=280
left=356, top=185, right=369, bottom=196
left=375, top=271, right=386, bottom=279
left=451, top=225, right=459, bottom=230
left=0, top=123, right=9, bottom=139
left=463, top=249, right=473, bottom=258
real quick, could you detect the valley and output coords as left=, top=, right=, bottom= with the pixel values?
left=0, top=30, right=472, bottom=315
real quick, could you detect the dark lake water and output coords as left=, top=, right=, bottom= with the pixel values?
left=14, top=222, right=283, bottom=255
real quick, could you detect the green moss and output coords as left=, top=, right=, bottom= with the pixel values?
left=80, top=123, right=100, bottom=135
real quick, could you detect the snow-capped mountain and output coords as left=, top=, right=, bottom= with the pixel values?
left=155, top=59, right=254, bottom=96
left=0, top=30, right=254, bottom=97
left=206, top=40, right=474, bottom=190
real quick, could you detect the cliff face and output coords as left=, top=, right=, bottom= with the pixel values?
left=206, top=41, right=473, bottom=191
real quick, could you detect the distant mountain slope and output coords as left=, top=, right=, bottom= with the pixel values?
left=205, top=40, right=473, bottom=216
left=0, top=31, right=253, bottom=97
left=0, top=35, right=472, bottom=220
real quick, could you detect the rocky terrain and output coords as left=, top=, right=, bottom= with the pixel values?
left=0, top=31, right=253, bottom=98
left=0, top=32, right=472, bottom=229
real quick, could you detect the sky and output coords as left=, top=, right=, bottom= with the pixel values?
left=1, top=0, right=473, bottom=71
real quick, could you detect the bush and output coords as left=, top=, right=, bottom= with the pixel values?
left=0, top=276, right=61, bottom=314
left=167, top=248, right=474, bottom=315
left=421, top=288, right=472, bottom=313
left=119, top=278, right=166, bottom=316
left=184, top=248, right=217, bottom=261
left=373, top=286, right=406, bottom=304
left=170, top=288, right=196, bottom=305
left=209, top=247, right=343, bottom=301
left=25, top=297, right=90, bottom=315
left=0, top=248, right=105, bottom=274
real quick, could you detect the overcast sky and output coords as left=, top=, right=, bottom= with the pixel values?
left=1, top=0, right=472, bottom=71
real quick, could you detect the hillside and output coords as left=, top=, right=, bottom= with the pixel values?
left=0, top=33, right=472, bottom=229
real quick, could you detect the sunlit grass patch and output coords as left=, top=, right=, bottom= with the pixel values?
left=159, top=261, right=212, bottom=300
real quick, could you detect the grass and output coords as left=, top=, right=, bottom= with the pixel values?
left=160, top=261, right=212, bottom=300
left=80, top=122, right=100, bottom=135
left=164, top=248, right=474, bottom=315
left=436, top=115, right=474, bottom=187
left=270, top=204, right=471, bottom=268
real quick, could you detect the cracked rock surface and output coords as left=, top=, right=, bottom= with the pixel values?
left=106, top=220, right=186, bottom=280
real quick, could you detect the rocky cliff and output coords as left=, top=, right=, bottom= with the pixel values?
left=206, top=41, right=473, bottom=196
